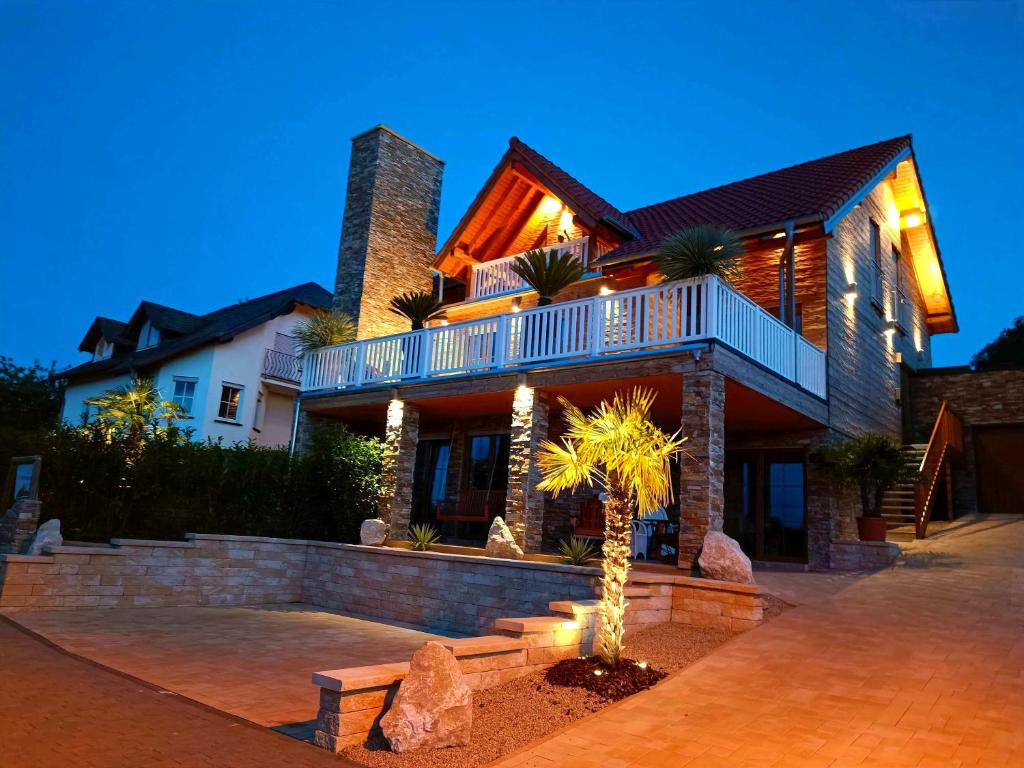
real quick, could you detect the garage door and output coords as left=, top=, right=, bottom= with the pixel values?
left=974, top=426, right=1024, bottom=515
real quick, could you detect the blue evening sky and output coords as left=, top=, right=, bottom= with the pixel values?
left=2, top=0, right=1021, bottom=370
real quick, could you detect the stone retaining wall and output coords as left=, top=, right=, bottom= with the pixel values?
left=302, top=542, right=601, bottom=635
left=829, top=540, right=900, bottom=571
left=0, top=534, right=307, bottom=610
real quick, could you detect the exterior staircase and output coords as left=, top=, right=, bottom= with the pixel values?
left=882, top=443, right=927, bottom=528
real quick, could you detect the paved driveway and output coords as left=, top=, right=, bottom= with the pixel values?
left=4, top=603, right=446, bottom=732
left=497, top=516, right=1024, bottom=768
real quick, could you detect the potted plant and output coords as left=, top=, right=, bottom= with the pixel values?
left=509, top=247, right=585, bottom=306
left=389, top=291, right=444, bottom=330
left=654, top=225, right=745, bottom=284
left=816, top=433, right=918, bottom=542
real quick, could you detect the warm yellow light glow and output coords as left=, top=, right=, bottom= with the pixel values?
left=844, top=282, right=858, bottom=303
left=599, top=285, right=614, bottom=296
left=559, top=208, right=574, bottom=232
left=902, top=212, right=922, bottom=228
left=386, top=398, right=404, bottom=430
left=511, top=297, right=522, bottom=313
left=593, top=668, right=604, bottom=677
left=637, top=661, right=648, bottom=670
left=440, top=319, right=449, bottom=326
left=772, top=231, right=786, bottom=239
left=539, top=195, right=562, bottom=216
left=886, top=201, right=901, bottom=231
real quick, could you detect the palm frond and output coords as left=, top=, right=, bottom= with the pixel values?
left=655, top=225, right=745, bottom=285
left=509, top=248, right=584, bottom=303
left=388, top=291, right=444, bottom=330
left=294, top=310, right=357, bottom=355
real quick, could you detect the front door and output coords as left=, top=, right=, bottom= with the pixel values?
left=724, top=450, right=807, bottom=563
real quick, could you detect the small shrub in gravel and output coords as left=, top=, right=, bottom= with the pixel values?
left=545, top=656, right=667, bottom=701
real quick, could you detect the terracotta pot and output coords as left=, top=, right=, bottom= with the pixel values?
left=856, top=516, right=888, bottom=542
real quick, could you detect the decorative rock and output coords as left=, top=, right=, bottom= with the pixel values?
left=27, top=518, right=62, bottom=556
left=360, top=518, right=389, bottom=546
left=484, top=516, right=524, bottom=560
left=381, top=641, right=472, bottom=753
left=698, top=530, right=755, bottom=584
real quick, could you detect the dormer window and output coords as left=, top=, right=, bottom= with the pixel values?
left=93, top=339, right=113, bottom=361
left=137, top=320, right=161, bottom=350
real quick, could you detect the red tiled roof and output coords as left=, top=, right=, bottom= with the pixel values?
left=606, top=136, right=913, bottom=262
left=508, top=137, right=630, bottom=229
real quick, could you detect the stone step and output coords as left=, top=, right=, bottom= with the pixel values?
left=439, top=635, right=529, bottom=657
left=548, top=599, right=601, bottom=617
left=493, top=616, right=580, bottom=635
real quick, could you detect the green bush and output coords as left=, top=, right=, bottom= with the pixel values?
left=30, top=422, right=384, bottom=544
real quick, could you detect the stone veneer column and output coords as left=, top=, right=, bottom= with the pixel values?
left=333, top=126, right=444, bottom=340
left=506, top=386, right=549, bottom=553
left=678, top=371, right=726, bottom=570
left=379, top=398, right=419, bottom=541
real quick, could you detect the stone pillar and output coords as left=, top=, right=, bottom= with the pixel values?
left=380, top=398, right=419, bottom=541
left=506, top=386, right=549, bottom=553
left=677, top=371, right=726, bottom=571
left=333, top=126, right=444, bottom=340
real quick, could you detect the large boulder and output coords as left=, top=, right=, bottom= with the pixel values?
left=359, top=518, right=388, bottom=546
left=381, top=641, right=472, bottom=753
left=484, top=516, right=523, bottom=560
left=27, top=518, right=62, bottom=556
left=698, top=530, right=755, bottom=584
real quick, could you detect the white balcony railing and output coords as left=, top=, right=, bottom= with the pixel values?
left=469, top=237, right=589, bottom=299
left=301, top=276, right=828, bottom=399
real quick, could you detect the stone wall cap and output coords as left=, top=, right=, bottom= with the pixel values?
left=307, top=541, right=602, bottom=576
left=0, top=554, right=56, bottom=564
left=313, top=661, right=410, bottom=692
left=111, top=539, right=197, bottom=549
left=549, top=599, right=602, bottom=616
left=631, top=571, right=764, bottom=595
left=44, top=545, right=127, bottom=557
left=832, top=540, right=901, bottom=551
left=186, top=533, right=312, bottom=547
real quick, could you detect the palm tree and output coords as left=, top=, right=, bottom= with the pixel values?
left=388, top=291, right=444, bottom=331
left=537, top=388, right=686, bottom=667
left=294, top=309, right=357, bottom=355
left=655, top=225, right=745, bottom=285
left=86, top=376, right=185, bottom=455
left=510, top=248, right=585, bottom=306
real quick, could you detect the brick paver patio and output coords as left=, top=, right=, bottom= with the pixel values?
left=3, top=603, right=446, bottom=731
left=0, top=616, right=355, bottom=768
left=496, top=515, right=1024, bottom=768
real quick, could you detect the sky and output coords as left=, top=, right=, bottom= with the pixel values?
left=2, top=0, right=1021, bottom=371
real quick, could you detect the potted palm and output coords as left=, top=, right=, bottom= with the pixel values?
left=654, top=225, right=745, bottom=284
left=509, top=248, right=585, bottom=306
left=389, top=291, right=444, bottom=330
left=294, top=309, right=357, bottom=355
left=816, top=433, right=918, bottom=542
left=537, top=388, right=686, bottom=667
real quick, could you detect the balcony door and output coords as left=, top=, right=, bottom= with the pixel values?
left=724, top=450, right=807, bottom=563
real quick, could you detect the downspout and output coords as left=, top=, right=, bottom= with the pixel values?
left=288, top=392, right=303, bottom=457
left=777, top=220, right=796, bottom=326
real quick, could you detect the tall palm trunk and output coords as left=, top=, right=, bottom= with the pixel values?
left=598, top=473, right=632, bottom=666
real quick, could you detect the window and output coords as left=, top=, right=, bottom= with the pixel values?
left=93, top=339, right=112, bottom=361
left=137, top=320, right=160, bottom=350
left=171, top=378, right=197, bottom=415
left=724, top=450, right=807, bottom=563
left=218, top=384, right=243, bottom=421
left=892, top=245, right=909, bottom=330
left=869, top=220, right=883, bottom=304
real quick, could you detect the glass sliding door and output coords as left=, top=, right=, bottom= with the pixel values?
left=724, top=450, right=807, bottom=563
left=411, top=439, right=451, bottom=526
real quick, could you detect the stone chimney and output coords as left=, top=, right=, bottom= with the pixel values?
left=333, top=125, right=444, bottom=339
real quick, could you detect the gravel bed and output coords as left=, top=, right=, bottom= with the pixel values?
left=341, top=623, right=734, bottom=768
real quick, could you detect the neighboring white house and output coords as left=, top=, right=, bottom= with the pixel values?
left=61, top=283, right=332, bottom=448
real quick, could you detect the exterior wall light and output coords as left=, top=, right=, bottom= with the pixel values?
left=511, top=297, right=522, bottom=313
left=598, top=277, right=616, bottom=296
left=900, top=208, right=926, bottom=229
left=844, top=281, right=858, bottom=302
left=883, top=319, right=898, bottom=337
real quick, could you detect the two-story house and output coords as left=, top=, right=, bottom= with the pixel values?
left=297, top=126, right=957, bottom=570
left=62, top=282, right=331, bottom=447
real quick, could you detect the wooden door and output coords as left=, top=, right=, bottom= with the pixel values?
left=974, top=426, right=1024, bottom=515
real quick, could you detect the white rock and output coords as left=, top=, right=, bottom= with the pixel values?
left=698, top=530, right=755, bottom=584
left=27, top=518, right=62, bottom=556
left=359, top=518, right=388, bottom=546
left=484, top=516, right=524, bottom=560
left=381, top=641, right=472, bottom=753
